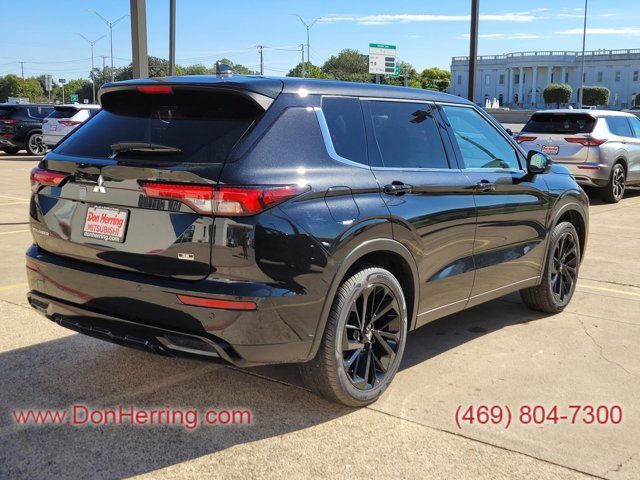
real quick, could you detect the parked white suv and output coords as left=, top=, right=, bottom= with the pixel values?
left=516, top=110, right=640, bottom=202
left=42, top=104, right=100, bottom=148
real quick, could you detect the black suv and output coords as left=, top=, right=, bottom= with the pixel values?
left=26, top=76, right=588, bottom=406
left=0, top=103, right=53, bottom=155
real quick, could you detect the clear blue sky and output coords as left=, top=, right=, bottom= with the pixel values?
left=1, top=0, right=639, bottom=80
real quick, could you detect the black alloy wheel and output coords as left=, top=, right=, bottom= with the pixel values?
left=520, top=221, right=581, bottom=313
left=550, top=230, right=579, bottom=304
left=342, top=283, right=402, bottom=390
left=301, top=266, right=408, bottom=406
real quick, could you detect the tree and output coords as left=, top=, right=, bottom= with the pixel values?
left=387, top=61, right=420, bottom=88
left=636, top=95, right=640, bottom=107
left=543, top=83, right=573, bottom=108
left=215, top=58, right=258, bottom=75
left=176, top=64, right=213, bottom=75
left=0, top=74, right=45, bottom=102
left=287, top=62, right=333, bottom=79
left=419, top=67, right=450, bottom=92
left=322, top=49, right=371, bottom=83
left=579, top=86, right=610, bottom=107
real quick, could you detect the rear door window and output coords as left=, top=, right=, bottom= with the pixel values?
left=54, top=89, right=262, bottom=163
left=321, top=96, right=367, bottom=165
left=606, top=116, right=633, bottom=137
left=522, top=113, right=596, bottom=134
left=28, top=107, right=53, bottom=119
left=366, top=100, right=450, bottom=169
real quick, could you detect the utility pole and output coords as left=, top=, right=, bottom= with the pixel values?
left=468, top=0, right=480, bottom=102
left=169, top=0, right=176, bottom=75
left=130, top=0, right=149, bottom=78
left=292, top=15, right=320, bottom=75
left=19, top=61, right=25, bottom=96
left=78, top=34, right=105, bottom=104
left=257, top=45, right=266, bottom=76
left=578, top=0, right=588, bottom=108
left=300, top=44, right=305, bottom=78
left=89, top=9, right=128, bottom=82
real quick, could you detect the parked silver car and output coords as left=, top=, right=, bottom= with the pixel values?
left=42, top=104, right=100, bottom=149
left=516, top=110, right=640, bottom=202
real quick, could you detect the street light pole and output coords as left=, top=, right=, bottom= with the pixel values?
left=292, top=15, right=320, bottom=77
left=169, top=0, right=176, bottom=76
left=88, top=10, right=128, bottom=82
left=468, top=0, right=480, bottom=102
left=578, top=0, right=588, bottom=108
left=78, top=33, right=105, bottom=103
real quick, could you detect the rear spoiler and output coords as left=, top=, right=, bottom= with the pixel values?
left=98, top=82, right=277, bottom=111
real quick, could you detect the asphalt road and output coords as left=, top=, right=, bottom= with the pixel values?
left=1, top=152, right=639, bottom=479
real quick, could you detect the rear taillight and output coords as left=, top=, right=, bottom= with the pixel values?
left=58, top=120, right=82, bottom=127
left=0, top=119, right=17, bottom=124
left=137, top=85, right=173, bottom=94
left=30, top=167, right=70, bottom=192
left=515, top=135, right=537, bottom=144
left=141, top=182, right=307, bottom=216
left=564, top=137, right=606, bottom=147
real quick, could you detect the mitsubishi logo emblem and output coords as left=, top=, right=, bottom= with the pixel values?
left=93, top=175, right=106, bottom=194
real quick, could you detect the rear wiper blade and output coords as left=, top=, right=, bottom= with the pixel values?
left=110, top=142, right=182, bottom=155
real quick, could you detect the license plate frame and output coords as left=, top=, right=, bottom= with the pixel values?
left=541, top=145, right=559, bottom=155
left=83, top=205, right=129, bottom=243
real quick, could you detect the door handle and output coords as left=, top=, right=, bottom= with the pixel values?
left=383, top=182, right=413, bottom=195
left=475, top=180, right=496, bottom=192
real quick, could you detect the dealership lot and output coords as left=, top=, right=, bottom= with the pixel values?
left=1, top=152, right=639, bottom=479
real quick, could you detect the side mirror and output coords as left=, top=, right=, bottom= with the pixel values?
left=506, top=128, right=514, bottom=136
left=527, top=151, right=552, bottom=175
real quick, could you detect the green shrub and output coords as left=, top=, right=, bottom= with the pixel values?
left=579, top=86, right=610, bottom=106
left=543, top=83, right=572, bottom=108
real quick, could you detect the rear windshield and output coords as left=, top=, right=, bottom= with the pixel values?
left=522, top=113, right=596, bottom=134
left=48, top=107, right=79, bottom=119
left=0, top=107, right=16, bottom=119
left=54, top=89, right=263, bottom=163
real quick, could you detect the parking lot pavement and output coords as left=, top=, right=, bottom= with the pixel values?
left=1, top=152, right=639, bottom=479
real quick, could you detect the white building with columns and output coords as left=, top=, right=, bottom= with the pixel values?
left=450, top=49, right=640, bottom=109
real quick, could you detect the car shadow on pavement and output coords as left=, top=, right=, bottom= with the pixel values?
left=0, top=293, right=550, bottom=479
left=583, top=185, right=640, bottom=205
left=0, top=333, right=350, bottom=479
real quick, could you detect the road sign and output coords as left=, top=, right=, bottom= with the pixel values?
left=58, top=78, right=66, bottom=84
left=70, top=94, right=79, bottom=102
left=391, top=65, right=402, bottom=78
left=44, top=75, right=53, bottom=92
left=369, top=43, right=396, bottom=75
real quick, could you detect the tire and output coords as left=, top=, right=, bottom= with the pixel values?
left=2, top=147, right=20, bottom=154
left=300, top=266, right=408, bottom=406
left=520, top=221, right=580, bottom=313
left=25, top=132, right=46, bottom=156
left=600, top=162, right=625, bottom=203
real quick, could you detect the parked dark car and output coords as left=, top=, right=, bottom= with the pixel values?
left=26, top=76, right=589, bottom=406
left=0, top=103, right=54, bottom=155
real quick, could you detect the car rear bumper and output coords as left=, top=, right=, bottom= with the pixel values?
left=25, top=245, right=314, bottom=366
left=553, top=161, right=612, bottom=187
left=42, top=133, right=63, bottom=147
